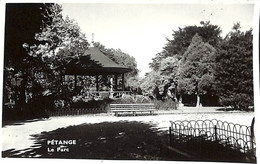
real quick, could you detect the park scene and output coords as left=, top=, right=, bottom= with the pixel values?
left=2, top=2, right=256, bottom=163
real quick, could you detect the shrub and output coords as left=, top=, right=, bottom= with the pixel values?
left=111, top=94, right=177, bottom=110
left=153, top=99, right=177, bottom=110
left=69, top=98, right=113, bottom=109
left=219, top=93, right=253, bottom=111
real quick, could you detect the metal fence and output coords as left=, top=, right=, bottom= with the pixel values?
left=47, top=108, right=106, bottom=117
left=169, top=118, right=256, bottom=156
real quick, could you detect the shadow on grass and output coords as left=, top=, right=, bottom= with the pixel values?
left=216, top=107, right=239, bottom=111
left=171, top=136, right=256, bottom=163
left=2, top=118, right=48, bottom=127
left=2, top=121, right=179, bottom=160
left=216, top=107, right=254, bottom=112
left=2, top=121, right=255, bottom=162
left=114, top=113, right=158, bottom=117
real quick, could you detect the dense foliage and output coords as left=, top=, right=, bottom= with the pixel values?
left=215, top=24, right=253, bottom=110
left=149, top=21, right=221, bottom=71
left=3, top=3, right=141, bottom=120
left=93, top=42, right=140, bottom=87
left=140, top=56, right=179, bottom=98
left=30, top=4, right=89, bottom=105
left=143, top=22, right=253, bottom=110
left=3, top=3, right=254, bottom=119
left=143, top=22, right=221, bottom=104
left=4, top=3, right=56, bottom=118
left=178, top=34, right=216, bottom=106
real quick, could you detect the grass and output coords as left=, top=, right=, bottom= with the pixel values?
left=170, top=135, right=256, bottom=163
left=2, top=120, right=255, bottom=162
left=2, top=121, right=173, bottom=160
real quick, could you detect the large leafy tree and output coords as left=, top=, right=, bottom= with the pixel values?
left=150, top=21, right=221, bottom=71
left=31, top=4, right=88, bottom=70
left=3, top=3, right=54, bottom=112
left=178, top=33, right=216, bottom=107
left=4, top=3, right=53, bottom=72
left=140, top=71, right=162, bottom=95
left=28, top=4, right=89, bottom=107
left=140, top=56, right=179, bottom=99
left=215, top=23, right=253, bottom=110
left=4, top=3, right=89, bottom=115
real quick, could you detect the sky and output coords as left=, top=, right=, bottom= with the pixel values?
left=61, top=2, right=254, bottom=77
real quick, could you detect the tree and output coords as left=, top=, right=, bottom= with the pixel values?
left=140, top=71, right=162, bottom=96
left=30, top=4, right=88, bottom=88
left=4, top=3, right=53, bottom=72
left=215, top=23, right=253, bottom=110
left=93, top=42, right=139, bottom=86
left=107, top=48, right=139, bottom=78
left=149, top=21, right=221, bottom=71
left=4, top=3, right=89, bottom=117
left=140, top=56, right=180, bottom=100
left=3, top=3, right=54, bottom=115
left=34, top=4, right=88, bottom=66
left=178, top=34, right=216, bottom=107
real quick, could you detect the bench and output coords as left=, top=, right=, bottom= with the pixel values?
left=110, top=103, right=156, bottom=116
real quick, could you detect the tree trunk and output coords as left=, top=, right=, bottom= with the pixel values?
left=179, top=95, right=182, bottom=104
left=178, top=95, right=184, bottom=107
left=196, top=94, right=200, bottom=107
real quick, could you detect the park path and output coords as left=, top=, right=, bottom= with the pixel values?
left=2, top=107, right=254, bottom=153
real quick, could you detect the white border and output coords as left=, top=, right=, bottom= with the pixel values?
left=0, top=0, right=259, bottom=164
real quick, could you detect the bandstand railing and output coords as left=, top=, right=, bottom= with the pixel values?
left=89, top=91, right=131, bottom=99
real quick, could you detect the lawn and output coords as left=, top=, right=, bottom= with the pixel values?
left=2, top=107, right=255, bottom=161
left=3, top=121, right=171, bottom=159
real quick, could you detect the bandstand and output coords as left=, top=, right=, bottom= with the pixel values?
left=62, top=46, right=132, bottom=100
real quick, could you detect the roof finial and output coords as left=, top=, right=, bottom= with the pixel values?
left=91, top=33, right=94, bottom=47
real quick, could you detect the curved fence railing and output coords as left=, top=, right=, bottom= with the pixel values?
left=169, top=119, right=256, bottom=156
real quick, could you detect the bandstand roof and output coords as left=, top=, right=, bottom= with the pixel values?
left=64, top=47, right=132, bottom=75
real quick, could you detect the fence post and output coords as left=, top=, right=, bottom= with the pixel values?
left=179, top=127, right=182, bottom=140
left=250, top=117, right=255, bottom=154
left=214, top=125, right=218, bottom=141
left=169, top=127, right=172, bottom=146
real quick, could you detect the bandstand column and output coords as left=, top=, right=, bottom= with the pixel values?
left=114, top=74, right=118, bottom=90
left=122, top=73, right=125, bottom=91
left=96, top=75, right=99, bottom=91
left=60, top=72, right=64, bottom=87
left=74, top=75, right=77, bottom=90
left=60, top=73, right=64, bottom=94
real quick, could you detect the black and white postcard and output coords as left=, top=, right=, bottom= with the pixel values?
left=1, top=0, right=259, bottom=163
